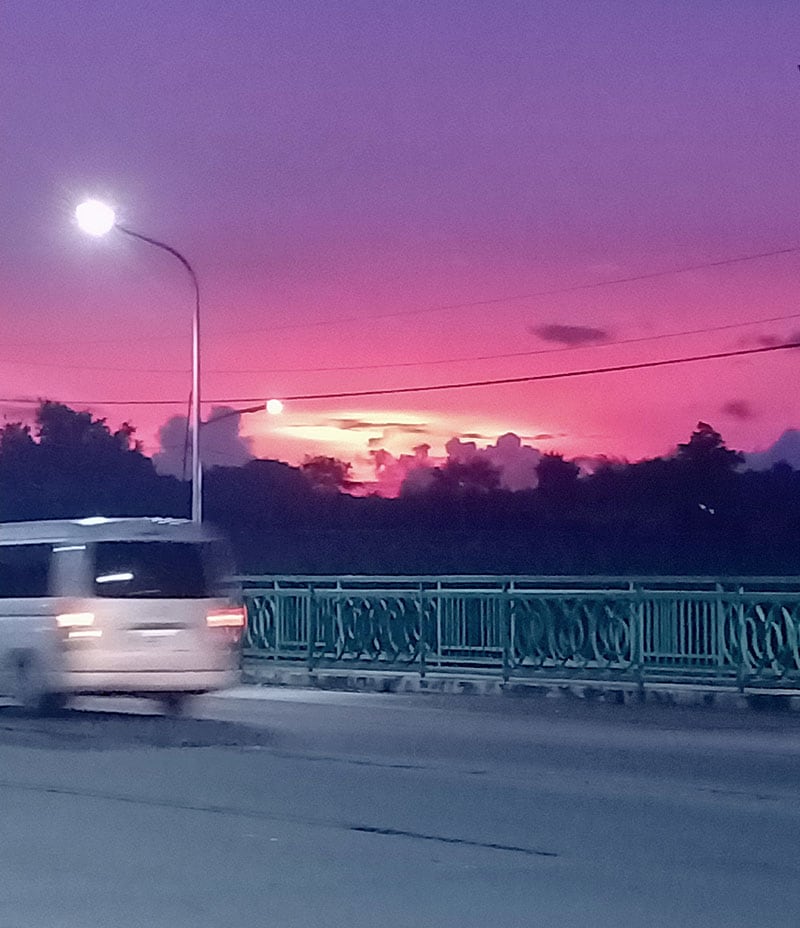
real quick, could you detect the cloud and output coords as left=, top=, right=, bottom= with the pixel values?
left=330, top=417, right=429, bottom=433
left=484, top=433, right=542, bottom=491
left=283, top=417, right=429, bottom=435
left=517, top=431, right=567, bottom=442
left=367, top=427, right=430, bottom=448
left=369, top=432, right=545, bottom=497
left=287, top=416, right=433, bottom=453
left=528, top=323, right=610, bottom=346
left=745, top=430, right=800, bottom=471
left=741, top=330, right=800, bottom=349
left=152, top=406, right=254, bottom=477
left=720, top=399, right=756, bottom=421
left=371, top=444, right=435, bottom=496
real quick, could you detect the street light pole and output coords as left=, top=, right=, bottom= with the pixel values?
left=75, top=200, right=203, bottom=522
left=113, top=225, right=202, bottom=523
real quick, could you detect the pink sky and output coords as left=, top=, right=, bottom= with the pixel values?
left=3, top=1, right=800, bottom=488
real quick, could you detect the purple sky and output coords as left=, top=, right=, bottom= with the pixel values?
left=3, top=1, right=800, bottom=487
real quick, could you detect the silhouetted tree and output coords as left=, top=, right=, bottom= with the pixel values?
left=675, top=421, right=744, bottom=473
left=433, top=458, right=501, bottom=495
left=0, top=422, right=35, bottom=458
left=1, top=403, right=800, bottom=576
left=300, top=455, right=356, bottom=493
left=536, top=452, right=580, bottom=499
left=0, top=401, right=182, bottom=520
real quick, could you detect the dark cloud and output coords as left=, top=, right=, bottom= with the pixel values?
left=742, top=330, right=800, bottom=349
left=519, top=432, right=567, bottom=442
left=330, top=418, right=429, bottom=434
left=287, top=418, right=428, bottom=433
left=528, top=323, right=610, bottom=346
left=721, top=399, right=756, bottom=421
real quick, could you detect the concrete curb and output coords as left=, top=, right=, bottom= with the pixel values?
left=241, top=660, right=800, bottom=711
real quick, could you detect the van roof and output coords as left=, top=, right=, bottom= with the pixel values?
left=0, top=517, right=220, bottom=546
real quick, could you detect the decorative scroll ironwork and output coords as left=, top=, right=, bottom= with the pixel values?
left=312, top=594, right=429, bottom=665
left=738, top=600, right=800, bottom=681
left=238, top=576, right=800, bottom=687
left=510, top=596, right=635, bottom=671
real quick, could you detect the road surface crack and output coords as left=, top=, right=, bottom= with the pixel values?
left=0, top=778, right=557, bottom=859
left=350, top=825, right=558, bottom=857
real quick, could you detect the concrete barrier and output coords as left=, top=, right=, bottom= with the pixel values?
left=242, top=659, right=800, bottom=711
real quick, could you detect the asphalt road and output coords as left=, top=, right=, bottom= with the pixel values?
left=1, top=686, right=799, bottom=928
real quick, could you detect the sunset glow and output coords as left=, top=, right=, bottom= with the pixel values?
left=4, top=4, right=800, bottom=492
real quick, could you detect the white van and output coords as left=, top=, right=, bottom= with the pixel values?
left=0, top=517, right=244, bottom=714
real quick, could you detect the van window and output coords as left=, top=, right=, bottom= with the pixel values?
left=92, top=542, right=212, bottom=598
left=0, top=544, right=51, bottom=597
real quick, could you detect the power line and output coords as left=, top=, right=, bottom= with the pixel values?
left=265, top=340, right=800, bottom=401
left=4, top=307, right=800, bottom=375
left=232, top=243, right=800, bottom=336
left=2, top=339, right=797, bottom=408
left=9, top=241, right=800, bottom=348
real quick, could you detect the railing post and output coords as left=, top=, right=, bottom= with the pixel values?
left=273, top=578, right=281, bottom=658
left=502, top=581, right=513, bottom=683
left=418, top=582, right=426, bottom=680
left=435, top=581, right=442, bottom=669
left=715, top=582, right=725, bottom=678
left=737, top=585, right=747, bottom=692
left=335, top=579, right=342, bottom=663
left=632, top=581, right=645, bottom=698
left=306, top=585, right=317, bottom=672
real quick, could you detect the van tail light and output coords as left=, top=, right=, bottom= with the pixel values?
left=56, top=612, right=95, bottom=628
left=206, top=607, right=246, bottom=629
left=56, top=612, right=101, bottom=642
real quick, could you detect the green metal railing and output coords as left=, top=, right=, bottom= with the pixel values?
left=240, top=576, right=800, bottom=689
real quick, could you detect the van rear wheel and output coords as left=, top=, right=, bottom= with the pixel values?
left=36, top=692, right=68, bottom=716
left=160, top=693, right=189, bottom=716
left=14, top=657, right=68, bottom=716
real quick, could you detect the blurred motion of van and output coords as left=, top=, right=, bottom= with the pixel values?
left=0, top=517, right=244, bottom=714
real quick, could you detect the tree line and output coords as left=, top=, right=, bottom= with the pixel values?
left=1, top=402, right=798, bottom=576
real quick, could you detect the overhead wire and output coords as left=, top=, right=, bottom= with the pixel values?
left=5, top=241, right=799, bottom=348
left=232, top=243, right=800, bottom=336
left=1, top=339, right=797, bottom=408
left=2, top=307, right=800, bottom=375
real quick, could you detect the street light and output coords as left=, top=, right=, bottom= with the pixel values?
left=75, top=199, right=203, bottom=523
left=202, top=400, right=284, bottom=425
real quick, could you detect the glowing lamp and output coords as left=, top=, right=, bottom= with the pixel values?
left=75, top=199, right=116, bottom=237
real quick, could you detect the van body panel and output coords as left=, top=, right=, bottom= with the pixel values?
left=60, top=597, right=239, bottom=675
left=48, top=669, right=239, bottom=695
